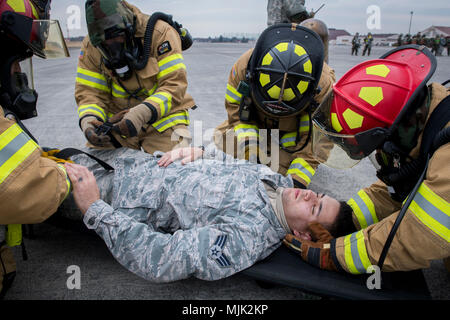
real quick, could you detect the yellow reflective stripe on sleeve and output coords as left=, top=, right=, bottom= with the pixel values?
left=157, top=54, right=186, bottom=79
left=146, top=92, right=172, bottom=117
left=226, top=83, right=243, bottom=104
left=280, top=132, right=297, bottom=147
left=299, top=114, right=310, bottom=133
left=0, top=124, right=39, bottom=185
left=347, top=189, right=378, bottom=229
left=287, top=158, right=315, bottom=185
left=409, top=183, right=450, bottom=242
left=280, top=115, right=310, bottom=147
left=77, top=104, right=107, bottom=122
left=343, top=230, right=372, bottom=274
left=76, top=67, right=110, bottom=93
left=152, top=111, right=190, bottom=132
left=234, top=124, right=259, bottom=141
left=6, top=224, right=22, bottom=247
left=57, top=164, right=71, bottom=201
left=111, top=82, right=128, bottom=98
left=147, top=83, right=158, bottom=96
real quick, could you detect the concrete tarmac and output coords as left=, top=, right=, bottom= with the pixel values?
left=3, top=43, right=450, bottom=300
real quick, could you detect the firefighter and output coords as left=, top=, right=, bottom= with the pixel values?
left=75, top=0, right=196, bottom=154
left=0, top=0, right=70, bottom=297
left=284, top=45, right=450, bottom=273
left=214, top=24, right=335, bottom=189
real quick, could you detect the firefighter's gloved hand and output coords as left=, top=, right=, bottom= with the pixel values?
left=81, top=117, right=112, bottom=148
left=85, top=127, right=113, bottom=147
left=112, top=104, right=153, bottom=138
left=283, top=222, right=339, bottom=271
left=108, top=110, right=129, bottom=124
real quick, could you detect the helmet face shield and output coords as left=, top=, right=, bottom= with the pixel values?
left=312, top=90, right=389, bottom=169
left=311, top=91, right=363, bottom=169
left=18, top=58, right=35, bottom=90
left=30, top=19, right=70, bottom=59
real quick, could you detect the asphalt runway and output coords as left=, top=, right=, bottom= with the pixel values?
left=3, top=43, right=450, bottom=300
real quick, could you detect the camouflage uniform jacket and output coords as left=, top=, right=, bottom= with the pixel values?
left=76, top=145, right=291, bottom=282
left=267, top=0, right=306, bottom=26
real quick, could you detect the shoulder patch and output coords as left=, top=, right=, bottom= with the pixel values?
left=231, top=65, right=237, bottom=79
left=158, top=41, right=172, bottom=56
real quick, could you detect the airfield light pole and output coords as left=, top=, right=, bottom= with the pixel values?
left=408, top=11, right=413, bottom=34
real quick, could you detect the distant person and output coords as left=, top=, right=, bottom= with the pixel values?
left=362, top=32, right=373, bottom=56
left=267, top=0, right=313, bottom=26
left=412, top=32, right=421, bottom=44
left=439, top=35, right=447, bottom=56
left=0, top=0, right=70, bottom=298
left=397, top=33, right=403, bottom=46
left=405, top=33, right=412, bottom=44
left=60, top=145, right=354, bottom=282
left=214, top=24, right=335, bottom=190
left=75, top=0, right=195, bottom=154
left=351, top=33, right=360, bottom=55
left=447, top=37, right=450, bottom=56
left=420, top=34, right=427, bottom=46
left=432, top=35, right=440, bottom=55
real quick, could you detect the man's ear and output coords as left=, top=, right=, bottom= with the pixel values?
left=293, top=229, right=312, bottom=241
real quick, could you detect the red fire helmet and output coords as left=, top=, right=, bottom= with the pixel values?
left=311, top=45, right=436, bottom=168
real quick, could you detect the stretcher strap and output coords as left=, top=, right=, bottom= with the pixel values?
left=54, top=148, right=114, bottom=171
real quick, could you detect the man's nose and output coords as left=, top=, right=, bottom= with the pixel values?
left=303, top=190, right=316, bottom=201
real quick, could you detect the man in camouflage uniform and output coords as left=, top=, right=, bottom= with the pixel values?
left=75, top=0, right=195, bottom=154
left=60, top=145, right=345, bottom=282
left=267, top=0, right=313, bottom=26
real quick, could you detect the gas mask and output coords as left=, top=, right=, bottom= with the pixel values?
left=0, top=56, right=38, bottom=120
left=98, top=31, right=137, bottom=81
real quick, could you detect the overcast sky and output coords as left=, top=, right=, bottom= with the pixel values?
left=53, top=0, right=450, bottom=38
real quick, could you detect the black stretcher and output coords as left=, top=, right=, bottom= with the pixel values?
left=241, top=246, right=431, bottom=300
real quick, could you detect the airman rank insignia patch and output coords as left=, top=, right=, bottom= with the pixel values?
left=209, top=235, right=231, bottom=268
left=158, top=41, right=172, bottom=56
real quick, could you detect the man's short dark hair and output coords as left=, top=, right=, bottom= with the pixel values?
left=327, top=201, right=357, bottom=238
